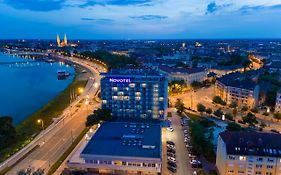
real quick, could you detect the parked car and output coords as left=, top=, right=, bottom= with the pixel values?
left=168, top=156, right=176, bottom=162
left=167, top=144, right=175, bottom=149
left=167, top=161, right=177, bottom=168
left=167, top=152, right=176, bottom=158
left=167, top=148, right=176, bottom=154
left=166, top=141, right=175, bottom=146
left=167, top=127, right=174, bottom=132
left=167, top=166, right=177, bottom=173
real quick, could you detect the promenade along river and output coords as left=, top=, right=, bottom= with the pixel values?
left=0, top=53, right=75, bottom=125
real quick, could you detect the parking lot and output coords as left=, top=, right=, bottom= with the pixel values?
left=162, top=109, right=200, bottom=175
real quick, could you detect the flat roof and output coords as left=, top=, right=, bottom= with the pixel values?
left=81, top=122, right=162, bottom=159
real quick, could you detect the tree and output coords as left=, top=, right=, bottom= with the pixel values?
left=230, top=101, right=237, bottom=109
left=273, top=113, right=281, bottom=121
left=241, top=105, right=248, bottom=112
left=214, top=109, right=224, bottom=118
left=206, top=108, right=213, bottom=115
left=242, top=112, right=258, bottom=127
left=86, top=108, right=112, bottom=127
left=0, top=116, right=16, bottom=149
left=232, top=108, right=238, bottom=119
left=226, top=122, right=243, bottom=131
left=213, top=96, right=226, bottom=105
left=197, top=103, right=206, bottom=113
left=225, top=113, right=234, bottom=121
left=175, top=99, right=185, bottom=114
left=260, top=122, right=267, bottom=129
left=191, top=81, right=203, bottom=89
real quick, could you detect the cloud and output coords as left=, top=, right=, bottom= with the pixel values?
left=206, top=2, right=217, bottom=14
left=129, top=15, right=167, bottom=20
left=239, top=4, right=281, bottom=14
left=79, top=0, right=152, bottom=7
left=81, top=17, right=113, bottom=23
left=3, top=0, right=66, bottom=11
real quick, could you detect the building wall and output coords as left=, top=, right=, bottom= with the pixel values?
left=100, top=74, right=168, bottom=120
left=215, top=81, right=259, bottom=108
left=216, top=137, right=281, bottom=175
left=275, top=92, right=281, bottom=112
left=165, top=70, right=207, bottom=84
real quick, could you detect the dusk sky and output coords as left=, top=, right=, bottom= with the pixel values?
left=0, top=0, right=281, bottom=39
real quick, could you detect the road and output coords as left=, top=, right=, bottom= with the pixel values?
left=162, top=108, right=193, bottom=175
left=4, top=55, right=104, bottom=175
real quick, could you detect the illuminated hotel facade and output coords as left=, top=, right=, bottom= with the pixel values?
left=100, top=68, right=168, bottom=120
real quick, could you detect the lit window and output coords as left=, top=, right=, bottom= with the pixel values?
left=112, top=96, right=118, bottom=100
left=129, top=83, right=135, bottom=88
left=228, top=156, right=235, bottom=160
left=141, top=83, right=146, bottom=88
left=159, top=110, right=164, bottom=115
left=239, top=156, right=246, bottom=161
left=135, top=92, right=141, bottom=96
left=159, top=97, right=164, bottom=101
left=135, top=97, right=141, bottom=101
left=102, top=100, right=107, bottom=104
left=112, top=87, right=118, bottom=91
left=118, top=91, right=124, bottom=96
left=124, top=96, right=129, bottom=100
left=227, top=170, right=234, bottom=174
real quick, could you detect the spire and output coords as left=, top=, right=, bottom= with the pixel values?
left=64, top=33, right=67, bottom=45
left=57, top=34, right=61, bottom=47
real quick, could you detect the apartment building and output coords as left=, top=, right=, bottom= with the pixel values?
left=217, top=131, right=281, bottom=175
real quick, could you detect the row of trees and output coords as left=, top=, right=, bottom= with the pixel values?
left=0, top=116, right=17, bottom=150
left=80, top=50, right=138, bottom=69
left=86, top=108, right=113, bottom=127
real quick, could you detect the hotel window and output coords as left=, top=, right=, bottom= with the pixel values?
left=257, top=158, right=263, bottom=162
left=124, top=96, right=129, bottom=100
left=256, top=164, right=262, bottom=169
left=112, top=96, right=118, bottom=100
left=135, top=92, right=141, bottom=96
left=118, top=91, right=124, bottom=96
left=255, top=172, right=261, bottom=175
left=238, top=171, right=244, bottom=174
left=228, top=155, right=235, bottom=160
left=141, top=83, right=146, bottom=88
left=129, top=83, right=135, bottom=88
left=135, top=97, right=141, bottom=101
left=159, top=110, right=164, bottom=115
left=102, top=100, right=107, bottom=104
left=112, top=87, right=118, bottom=91
left=159, top=97, right=164, bottom=101
left=239, top=156, right=246, bottom=161
left=124, top=87, right=129, bottom=91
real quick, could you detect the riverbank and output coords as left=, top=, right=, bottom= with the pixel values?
left=0, top=66, right=88, bottom=163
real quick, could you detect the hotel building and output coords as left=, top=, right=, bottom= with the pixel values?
left=67, top=122, right=162, bottom=175
left=216, top=131, right=281, bottom=175
left=100, top=68, right=168, bottom=120
left=275, top=90, right=281, bottom=112
left=215, top=72, right=259, bottom=108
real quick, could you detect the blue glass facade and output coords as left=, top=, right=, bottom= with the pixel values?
left=100, top=68, right=168, bottom=120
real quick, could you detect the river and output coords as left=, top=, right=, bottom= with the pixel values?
left=0, top=53, right=75, bottom=125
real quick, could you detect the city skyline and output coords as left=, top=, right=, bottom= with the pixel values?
left=1, top=0, right=281, bottom=39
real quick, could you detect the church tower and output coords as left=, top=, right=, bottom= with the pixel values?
left=64, top=34, right=68, bottom=46
left=57, top=34, right=61, bottom=47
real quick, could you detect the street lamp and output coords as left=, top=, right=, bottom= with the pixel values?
left=78, top=87, right=84, bottom=94
left=37, top=119, right=44, bottom=130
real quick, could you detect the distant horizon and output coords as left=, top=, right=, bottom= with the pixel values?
left=1, top=37, right=281, bottom=41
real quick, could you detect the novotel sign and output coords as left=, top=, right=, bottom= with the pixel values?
left=109, top=78, right=132, bottom=83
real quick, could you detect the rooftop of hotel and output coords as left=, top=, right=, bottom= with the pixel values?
left=220, top=131, right=281, bottom=157
left=81, top=122, right=161, bottom=159
left=101, top=67, right=164, bottom=77
left=159, top=65, right=206, bottom=74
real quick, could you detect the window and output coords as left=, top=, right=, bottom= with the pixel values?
left=227, top=170, right=234, bottom=174
left=256, top=164, right=262, bottom=169
left=257, top=158, right=263, bottom=162
left=129, top=83, right=135, bottom=88
left=159, top=97, right=164, bottom=101
left=135, top=92, right=141, bottom=96
left=255, top=172, right=261, bottom=175
left=102, top=100, right=107, bottom=104
left=238, top=171, right=244, bottom=174
left=239, top=156, right=246, bottom=161
left=266, top=173, right=273, bottom=175
left=267, top=158, right=274, bottom=162
left=228, top=156, right=235, bottom=160
left=267, top=165, right=273, bottom=169
left=112, top=87, right=118, bottom=91
left=141, top=83, right=146, bottom=88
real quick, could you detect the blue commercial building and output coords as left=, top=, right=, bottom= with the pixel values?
left=100, top=68, right=168, bottom=120
left=67, top=122, right=162, bottom=175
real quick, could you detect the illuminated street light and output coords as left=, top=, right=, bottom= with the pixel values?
left=37, top=119, right=44, bottom=130
left=78, top=87, right=84, bottom=94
